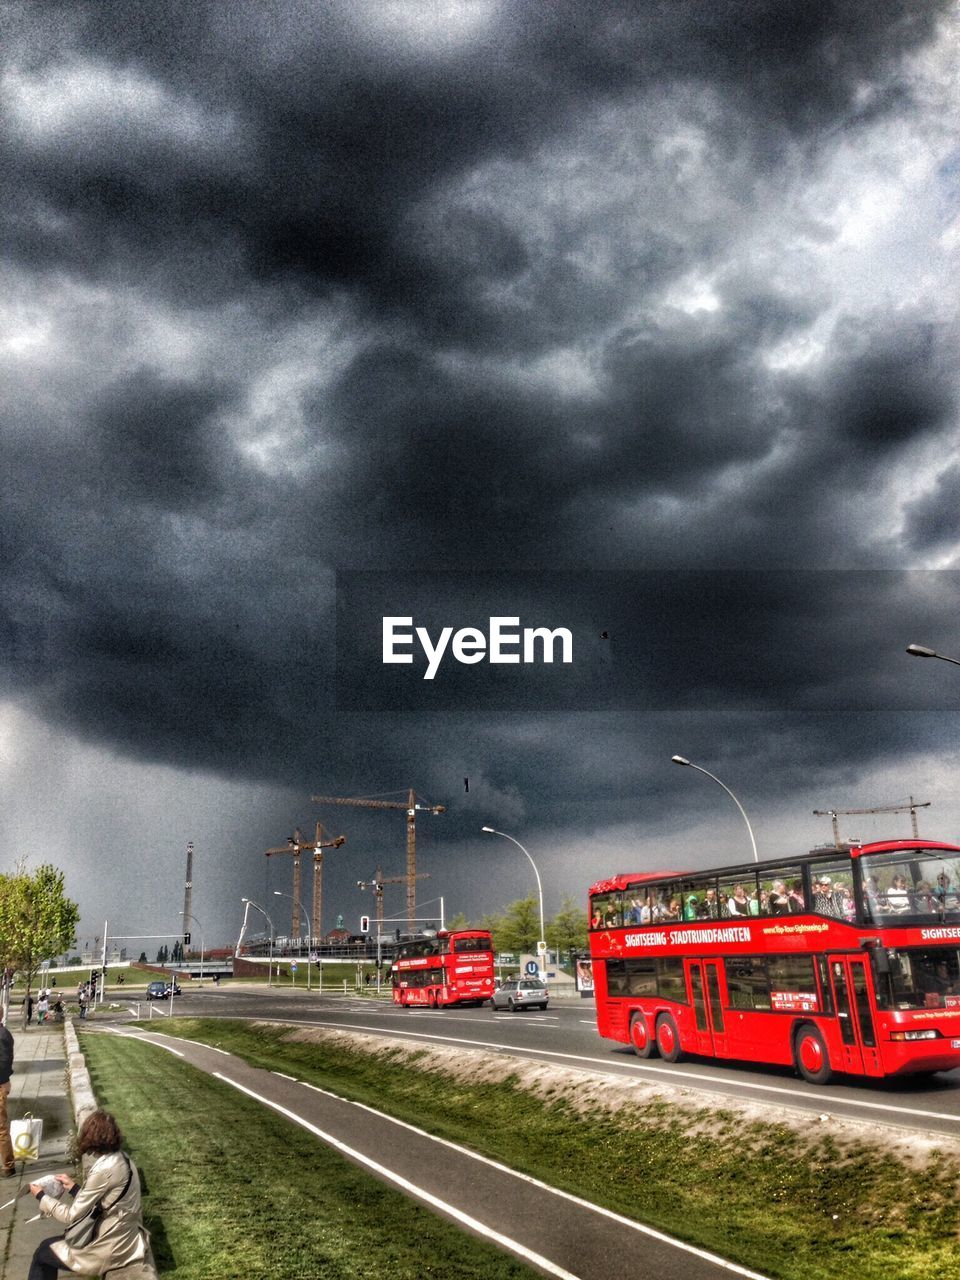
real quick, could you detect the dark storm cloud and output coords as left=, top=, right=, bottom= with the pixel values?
left=2, top=0, right=958, bottom=941
left=2, top=1, right=949, bottom=313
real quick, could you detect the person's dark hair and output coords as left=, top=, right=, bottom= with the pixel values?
left=76, top=1110, right=124, bottom=1156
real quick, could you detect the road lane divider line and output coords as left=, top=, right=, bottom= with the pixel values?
left=212, top=1073, right=581, bottom=1280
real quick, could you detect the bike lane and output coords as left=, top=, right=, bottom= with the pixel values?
left=102, top=1027, right=770, bottom=1280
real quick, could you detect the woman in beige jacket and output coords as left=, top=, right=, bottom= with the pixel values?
left=28, top=1110, right=156, bottom=1279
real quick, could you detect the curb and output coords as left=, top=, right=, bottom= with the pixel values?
left=63, top=1018, right=97, bottom=1128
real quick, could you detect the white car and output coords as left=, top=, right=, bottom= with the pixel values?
left=490, top=978, right=549, bottom=1011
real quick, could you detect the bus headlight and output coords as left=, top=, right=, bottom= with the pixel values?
left=890, top=1029, right=939, bottom=1041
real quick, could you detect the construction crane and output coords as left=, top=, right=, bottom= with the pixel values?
left=311, top=789, right=445, bottom=930
left=357, top=866, right=430, bottom=938
left=265, top=823, right=346, bottom=939
left=813, top=796, right=930, bottom=848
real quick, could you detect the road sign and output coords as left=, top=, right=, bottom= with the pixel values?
left=524, top=960, right=539, bottom=976
left=536, top=940, right=548, bottom=956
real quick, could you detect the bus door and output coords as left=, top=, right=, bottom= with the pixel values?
left=686, top=960, right=729, bottom=1056
left=827, top=954, right=882, bottom=1076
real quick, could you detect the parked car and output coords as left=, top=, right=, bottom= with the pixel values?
left=490, top=977, right=549, bottom=1011
left=145, top=980, right=182, bottom=1000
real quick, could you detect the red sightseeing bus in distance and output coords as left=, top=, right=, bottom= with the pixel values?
left=391, top=929, right=495, bottom=1008
left=589, top=839, right=960, bottom=1084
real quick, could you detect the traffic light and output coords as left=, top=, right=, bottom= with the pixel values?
left=360, top=915, right=370, bottom=934
left=89, top=969, right=99, bottom=984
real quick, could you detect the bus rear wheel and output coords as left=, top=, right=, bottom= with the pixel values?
left=655, top=1013, right=683, bottom=1063
left=794, top=1026, right=834, bottom=1085
left=629, top=1012, right=657, bottom=1059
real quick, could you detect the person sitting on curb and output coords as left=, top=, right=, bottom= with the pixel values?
left=28, top=1109, right=157, bottom=1280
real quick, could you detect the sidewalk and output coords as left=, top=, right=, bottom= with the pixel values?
left=0, top=1018, right=84, bottom=1279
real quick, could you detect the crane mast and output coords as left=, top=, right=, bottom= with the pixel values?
left=311, top=788, right=445, bottom=930
left=265, top=823, right=346, bottom=938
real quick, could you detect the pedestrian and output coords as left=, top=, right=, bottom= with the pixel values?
left=37, top=991, right=50, bottom=1025
left=28, top=1109, right=157, bottom=1280
left=26, top=994, right=34, bottom=1025
left=78, top=988, right=88, bottom=1020
left=0, top=1011, right=15, bottom=1178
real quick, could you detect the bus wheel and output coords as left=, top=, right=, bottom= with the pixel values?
left=794, top=1026, right=834, bottom=1085
left=655, top=1013, right=683, bottom=1063
left=629, top=1012, right=657, bottom=1059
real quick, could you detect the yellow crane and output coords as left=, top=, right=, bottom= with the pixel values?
left=311, top=789, right=445, bottom=930
left=813, top=796, right=930, bottom=848
left=265, top=823, right=346, bottom=939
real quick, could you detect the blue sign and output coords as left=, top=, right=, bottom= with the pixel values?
left=524, top=960, right=539, bottom=975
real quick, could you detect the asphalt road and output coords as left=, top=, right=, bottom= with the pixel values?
left=131, top=984, right=960, bottom=1140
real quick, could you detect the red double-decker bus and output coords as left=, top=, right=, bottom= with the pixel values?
left=589, top=839, right=960, bottom=1083
left=391, top=929, right=495, bottom=1008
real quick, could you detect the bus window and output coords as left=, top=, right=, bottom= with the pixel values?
left=591, top=892, right=622, bottom=929
left=657, top=957, right=687, bottom=1003
left=760, top=867, right=804, bottom=917
left=809, top=860, right=854, bottom=919
left=873, top=947, right=960, bottom=1011
left=726, top=957, right=770, bottom=1010
left=768, top=955, right=819, bottom=1013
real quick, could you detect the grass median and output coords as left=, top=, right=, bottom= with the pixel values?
left=78, top=1030, right=542, bottom=1280
left=133, top=1017, right=960, bottom=1280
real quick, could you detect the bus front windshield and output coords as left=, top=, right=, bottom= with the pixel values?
left=873, top=946, right=960, bottom=1011
left=859, top=848, right=960, bottom=924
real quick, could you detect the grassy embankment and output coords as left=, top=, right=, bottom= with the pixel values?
left=79, top=1031, right=540, bottom=1280
left=113, top=1017, right=960, bottom=1280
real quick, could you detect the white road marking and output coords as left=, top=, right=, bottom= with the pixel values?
left=297, top=1019, right=960, bottom=1128
left=213, top=1073, right=582, bottom=1280
left=294, top=1078, right=771, bottom=1280
left=100, top=1028, right=185, bottom=1058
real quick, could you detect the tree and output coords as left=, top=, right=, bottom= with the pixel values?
left=490, top=897, right=540, bottom=955
left=546, top=897, right=588, bottom=963
left=444, top=911, right=472, bottom=932
left=0, top=865, right=79, bottom=1025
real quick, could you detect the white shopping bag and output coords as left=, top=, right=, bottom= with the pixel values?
left=10, top=1115, right=42, bottom=1161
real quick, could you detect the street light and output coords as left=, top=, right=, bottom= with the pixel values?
left=671, top=755, right=759, bottom=863
left=178, top=911, right=204, bottom=986
left=906, top=643, right=960, bottom=668
left=274, top=891, right=312, bottom=990
left=240, top=898, right=275, bottom=987
left=481, top=826, right=547, bottom=980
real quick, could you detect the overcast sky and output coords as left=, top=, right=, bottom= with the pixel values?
left=2, top=1, right=960, bottom=954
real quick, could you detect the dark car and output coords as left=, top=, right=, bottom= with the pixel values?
left=145, top=980, right=182, bottom=1000
left=490, top=977, right=549, bottom=1011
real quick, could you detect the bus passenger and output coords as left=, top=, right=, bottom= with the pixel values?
left=727, top=884, right=751, bottom=918
left=699, top=888, right=719, bottom=919
left=885, top=874, right=911, bottom=913
left=812, top=876, right=842, bottom=916
left=665, top=897, right=681, bottom=921
left=683, top=895, right=698, bottom=921
left=626, top=897, right=644, bottom=924
left=769, top=880, right=790, bottom=916
left=913, top=881, right=939, bottom=914
left=935, top=873, right=957, bottom=908
left=788, top=881, right=805, bottom=913
left=749, top=888, right=768, bottom=916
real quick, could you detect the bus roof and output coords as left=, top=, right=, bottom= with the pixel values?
left=588, top=838, right=960, bottom=897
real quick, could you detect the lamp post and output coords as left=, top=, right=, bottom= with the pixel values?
left=906, top=643, right=960, bottom=668
left=178, top=911, right=204, bottom=985
left=240, top=898, right=275, bottom=986
left=671, top=755, right=759, bottom=863
left=481, top=826, right=547, bottom=980
left=274, top=891, right=311, bottom=990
